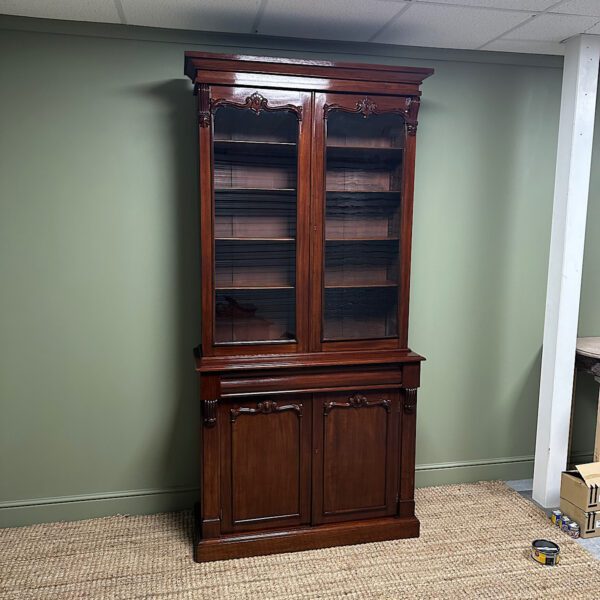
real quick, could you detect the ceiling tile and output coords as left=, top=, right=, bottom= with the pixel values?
left=484, top=38, right=564, bottom=54
left=507, top=12, right=599, bottom=41
left=587, top=21, right=600, bottom=33
left=257, top=0, right=409, bottom=42
left=549, top=0, right=600, bottom=17
left=0, top=0, right=120, bottom=23
left=375, top=3, right=531, bottom=48
left=415, top=0, right=556, bottom=10
left=120, top=0, right=261, bottom=33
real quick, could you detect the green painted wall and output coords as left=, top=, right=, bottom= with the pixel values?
left=0, top=16, right=597, bottom=527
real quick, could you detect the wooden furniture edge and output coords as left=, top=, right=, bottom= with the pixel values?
left=193, top=511, right=420, bottom=562
left=184, top=51, right=434, bottom=85
left=194, top=349, right=426, bottom=372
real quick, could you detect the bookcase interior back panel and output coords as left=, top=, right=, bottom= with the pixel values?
left=326, top=193, right=400, bottom=239
left=215, top=191, right=296, bottom=239
left=323, top=287, right=398, bottom=340
left=215, top=289, right=295, bottom=343
left=327, top=112, right=405, bottom=148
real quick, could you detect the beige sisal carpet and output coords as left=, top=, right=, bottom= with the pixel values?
left=1, top=481, right=600, bottom=599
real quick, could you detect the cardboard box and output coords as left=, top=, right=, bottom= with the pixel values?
left=559, top=497, right=600, bottom=538
left=560, top=463, right=600, bottom=512
left=560, top=462, right=600, bottom=538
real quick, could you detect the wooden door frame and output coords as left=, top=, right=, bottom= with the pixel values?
left=198, top=84, right=313, bottom=357
left=309, top=91, right=421, bottom=353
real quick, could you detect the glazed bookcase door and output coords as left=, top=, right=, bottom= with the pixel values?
left=199, top=86, right=311, bottom=355
left=312, top=390, right=400, bottom=524
left=310, top=92, right=419, bottom=352
left=219, top=396, right=311, bottom=533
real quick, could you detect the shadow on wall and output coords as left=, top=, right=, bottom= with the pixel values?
left=136, top=78, right=201, bottom=496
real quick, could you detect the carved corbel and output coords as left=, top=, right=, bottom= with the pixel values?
left=405, top=96, right=420, bottom=136
left=203, top=398, right=218, bottom=427
left=196, top=83, right=211, bottom=128
left=402, top=388, right=418, bottom=414
left=406, top=123, right=418, bottom=136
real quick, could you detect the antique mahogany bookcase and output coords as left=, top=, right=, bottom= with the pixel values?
left=184, top=52, right=433, bottom=562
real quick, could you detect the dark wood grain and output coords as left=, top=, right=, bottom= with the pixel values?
left=184, top=51, right=434, bottom=89
left=219, top=396, right=311, bottom=533
left=313, top=391, right=399, bottom=524
left=194, top=515, right=420, bottom=562
left=185, top=52, right=431, bottom=562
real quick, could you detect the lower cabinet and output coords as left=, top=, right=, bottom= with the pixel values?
left=219, top=389, right=400, bottom=533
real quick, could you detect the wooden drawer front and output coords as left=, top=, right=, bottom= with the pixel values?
left=219, top=396, right=311, bottom=533
left=313, top=390, right=399, bottom=524
left=220, top=365, right=402, bottom=397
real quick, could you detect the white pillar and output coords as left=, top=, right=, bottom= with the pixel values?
left=533, top=34, right=600, bottom=508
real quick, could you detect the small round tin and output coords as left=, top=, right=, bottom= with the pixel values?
left=568, top=522, right=580, bottom=539
left=531, top=539, right=560, bottom=566
left=551, top=509, right=562, bottom=525
left=560, top=516, right=572, bottom=532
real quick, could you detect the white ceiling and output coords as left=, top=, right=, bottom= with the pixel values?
left=2, top=0, right=600, bottom=55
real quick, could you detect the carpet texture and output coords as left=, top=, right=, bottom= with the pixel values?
left=1, top=481, right=600, bottom=599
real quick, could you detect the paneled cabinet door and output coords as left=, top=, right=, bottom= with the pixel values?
left=312, top=390, right=400, bottom=524
left=219, top=396, right=311, bottom=533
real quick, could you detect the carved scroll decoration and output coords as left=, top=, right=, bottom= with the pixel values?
left=402, top=388, right=418, bottom=414
left=323, top=95, right=420, bottom=135
left=323, top=393, right=391, bottom=416
left=230, top=400, right=303, bottom=422
left=210, top=91, right=303, bottom=121
left=203, top=398, right=218, bottom=427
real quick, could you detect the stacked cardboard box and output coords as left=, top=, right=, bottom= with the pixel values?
left=560, top=462, right=600, bottom=539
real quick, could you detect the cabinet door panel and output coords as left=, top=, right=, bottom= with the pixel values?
left=220, top=396, right=311, bottom=532
left=200, top=85, right=312, bottom=355
left=310, top=92, right=418, bottom=351
left=313, top=390, right=399, bottom=524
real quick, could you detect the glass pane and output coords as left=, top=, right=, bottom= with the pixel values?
left=213, top=105, right=298, bottom=344
left=323, top=110, right=405, bottom=341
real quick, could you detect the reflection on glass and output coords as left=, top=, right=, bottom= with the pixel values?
left=213, top=106, right=298, bottom=343
left=323, top=110, right=405, bottom=341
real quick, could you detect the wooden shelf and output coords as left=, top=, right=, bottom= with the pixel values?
left=214, top=139, right=296, bottom=155
left=216, top=237, right=295, bottom=242
left=325, top=237, right=399, bottom=242
left=217, top=286, right=295, bottom=291
left=215, top=187, right=296, bottom=194
left=326, top=190, right=399, bottom=197
left=325, top=283, right=397, bottom=289
left=327, top=144, right=402, bottom=150
left=214, top=141, right=402, bottom=154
